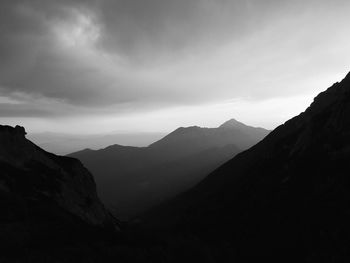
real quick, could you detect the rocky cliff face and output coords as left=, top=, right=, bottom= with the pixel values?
left=0, top=125, right=118, bottom=248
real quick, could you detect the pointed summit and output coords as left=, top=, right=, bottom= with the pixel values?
left=219, top=118, right=250, bottom=129
left=219, top=118, right=270, bottom=139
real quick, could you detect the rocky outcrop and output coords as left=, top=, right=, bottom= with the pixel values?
left=0, top=124, right=119, bottom=247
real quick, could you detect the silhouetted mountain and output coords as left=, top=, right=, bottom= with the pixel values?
left=28, top=131, right=165, bottom=155
left=69, top=120, right=269, bottom=219
left=220, top=118, right=271, bottom=141
left=0, top=125, right=119, bottom=258
left=145, top=72, right=350, bottom=262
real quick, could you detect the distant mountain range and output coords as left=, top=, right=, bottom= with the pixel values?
left=28, top=131, right=165, bottom=155
left=69, top=119, right=269, bottom=219
left=145, top=72, right=350, bottom=261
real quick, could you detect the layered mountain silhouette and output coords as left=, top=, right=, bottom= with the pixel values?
left=28, top=131, right=165, bottom=155
left=3, top=72, right=350, bottom=262
left=69, top=120, right=269, bottom=219
left=0, top=125, right=118, bottom=256
left=145, top=72, right=350, bottom=261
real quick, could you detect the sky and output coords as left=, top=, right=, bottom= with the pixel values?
left=1, top=0, right=350, bottom=136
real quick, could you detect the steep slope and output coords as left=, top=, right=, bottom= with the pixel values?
left=0, top=125, right=118, bottom=251
left=149, top=72, right=350, bottom=262
left=69, top=120, right=269, bottom=219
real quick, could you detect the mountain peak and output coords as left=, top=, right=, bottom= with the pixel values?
left=219, top=118, right=249, bottom=129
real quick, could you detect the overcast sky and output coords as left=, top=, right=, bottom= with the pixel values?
left=1, top=0, right=350, bottom=135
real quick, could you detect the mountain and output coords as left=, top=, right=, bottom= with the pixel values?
left=220, top=118, right=271, bottom=140
left=146, top=72, right=350, bottom=262
left=69, top=120, right=269, bottom=219
left=28, top=131, right=165, bottom=155
left=149, top=119, right=267, bottom=158
left=0, top=125, right=119, bottom=256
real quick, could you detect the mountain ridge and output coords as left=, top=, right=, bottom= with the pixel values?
left=69, top=119, right=269, bottom=219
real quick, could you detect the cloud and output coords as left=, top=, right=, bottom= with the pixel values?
left=0, top=0, right=350, bottom=122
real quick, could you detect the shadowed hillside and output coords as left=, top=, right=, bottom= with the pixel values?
left=144, top=72, right=350, bottom=262
left=0, top=125, right=120, bottom=260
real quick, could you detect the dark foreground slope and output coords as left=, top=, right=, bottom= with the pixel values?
left=0, top=125, right=208, bottom=263
left=0, top=125, right=121, bottom=261
left=145, top=72, right=350, bottom=262
left=69, top=120, right=269, bottom=218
